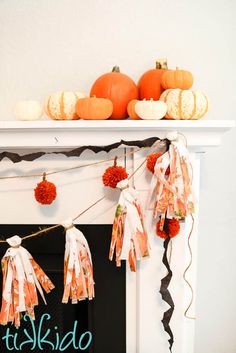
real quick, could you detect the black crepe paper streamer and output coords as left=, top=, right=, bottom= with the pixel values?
left=159, top=236, right=175, bottom=352
left=0, top=137, right=170, bottom=163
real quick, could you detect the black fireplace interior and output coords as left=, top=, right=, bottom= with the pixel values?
left=0, top=225, right=126, bottom=353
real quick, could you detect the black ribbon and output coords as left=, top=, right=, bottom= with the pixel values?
left=159, top=236, right=174, bottom=352
left=0, top=137, right=169, bottom=163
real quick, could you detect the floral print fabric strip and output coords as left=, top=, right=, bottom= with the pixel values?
left=0, top=235, right=54, bottom=327
left=148, top=139, right=195, bottom=229
left=109, top=179, right=149, bottom=272
left=62, top=220, right=95, bottom=304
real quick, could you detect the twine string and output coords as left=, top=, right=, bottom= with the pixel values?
left=177, top=132, right=188, bottom=147
left=20, top=196, right=108, bottom=243
left=183, top=213, right=196, bottom=320
left=0, top=148, right=144, bottom=181
left=168, top=239, right=173, bottom=265
left=0, top=140, right=162, bottom=244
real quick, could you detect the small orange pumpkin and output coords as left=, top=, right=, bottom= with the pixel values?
left=161, top=68, right=193, bottom=90
left=127, top=99, right=140, bottom=120
left=76, top=96, right=113, bottom=120
left=138, top=59, right=168, bottom=100
left=90, top=66, right=138, bottom=120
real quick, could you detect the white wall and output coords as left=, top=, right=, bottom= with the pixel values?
left=0, top=1, right=236, bottom=352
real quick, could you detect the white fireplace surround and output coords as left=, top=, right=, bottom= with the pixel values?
left=0, top=120, right=234, bottom=353
left=0, top=120, right=233, bottom=148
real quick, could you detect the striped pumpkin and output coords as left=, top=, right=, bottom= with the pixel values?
left=45, top=91, right=85, bottom=120
left=160, top=89, right=208, bottom=120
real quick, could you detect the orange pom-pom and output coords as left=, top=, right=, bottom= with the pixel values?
left=102, top=157, right=128, bottom=188
left=168, top=218, right=180, bottom=238
left=102, top=161, right=128, bottom=188
left=156, top=220, right=167, bottom=239
left=146, top=153, right=162, bottom=173
left=34, top=174, right=57, bottom=205
left=146, top=152, right=170, bottom=175
left=156, top=218, right=180, bottom=239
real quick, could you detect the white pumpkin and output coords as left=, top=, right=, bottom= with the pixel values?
left=160, top=89, right=208, bottom=120
left=14, top=100, right=43, bottom=121
left=134, top=99, right=167, bottom=120
left=45, top=91, right=85, bottom=120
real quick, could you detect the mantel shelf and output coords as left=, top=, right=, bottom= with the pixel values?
left=0, top=120, right=234, bottom=150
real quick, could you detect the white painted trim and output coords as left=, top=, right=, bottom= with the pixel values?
left=0, top=123, right=233, bottom=352
left=126, top=266, right=138, bottom=353
left=182, top=153, right=200, bottom=353
left=0, top=119, right=234, bottom=129
left=0, top=120, right=234, bottom=149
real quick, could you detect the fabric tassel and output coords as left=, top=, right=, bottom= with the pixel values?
left=61, top=219, right=95, bottom=304
left=148, top=132, right=194, bottom=229
left=0, top=235, right=54, bottom=327
left=109, top=178, right=149, bottom=272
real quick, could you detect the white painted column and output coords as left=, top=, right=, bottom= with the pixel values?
left=125, top=150, right=201, bottom=353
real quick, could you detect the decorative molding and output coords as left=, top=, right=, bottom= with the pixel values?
left=0, top=120, right=234, bottom=149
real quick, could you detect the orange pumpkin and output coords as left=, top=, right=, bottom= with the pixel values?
left=127, top=99, right=140, bottom=120
left=138, top=59, right=168, bottom=100
left=76, top=96, right=113, bottom=120
left=161, top=68, right=193, bottom=90
left=90, top=66, right=138, bottom=120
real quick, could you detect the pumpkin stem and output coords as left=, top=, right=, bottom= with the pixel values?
left=43, top=172, right=46, bottom=181
left=112, top=66, right=120, bottom=73
left=114, top=156, right=118, bottom=166
left=156, top=59, right=168, bottom=70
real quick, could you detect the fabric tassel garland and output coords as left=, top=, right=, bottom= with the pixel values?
left=62, top=219, right=95, bottom=304
left=0, top=235, right=55, bottom=327
left=109, top=178, right=149, bottom=272
left=148, top=132, right=194, bottom=229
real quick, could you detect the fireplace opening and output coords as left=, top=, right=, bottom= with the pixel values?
left=0, top=225, right=126, bottom=353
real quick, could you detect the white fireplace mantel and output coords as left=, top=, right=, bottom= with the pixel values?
left=0, top=119, right=234, bottom=353
left=0, top=120, right=234, bottom=149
